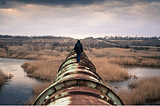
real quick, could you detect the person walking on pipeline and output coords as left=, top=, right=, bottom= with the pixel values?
left=74, top=40, right=83, bottom=63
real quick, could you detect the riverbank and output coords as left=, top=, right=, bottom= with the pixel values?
left=0, top=69, right=13, bottom=86
left=25, top=82, right=51, bottom=105
left=118, top=76, right=160, bottom=105
left=0, top=70, right=7, bottom=85
left=21, top=53, right=131, bottom=82
left=21, top=59, right=62, bottom=81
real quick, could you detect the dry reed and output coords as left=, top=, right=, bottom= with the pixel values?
left=107, top=56, right=160, bottom=67
left=24, top=54, right=40, bottom=60
left=21, top=60, right=61, bottom=81
left=90, top=56, right=130, bottom=82
left=118, top=76, right=160, bottom=105
left=38, top=55, right=54, bottom=61
left=108, top=57, right=139, bottom=65
left=25, top=82, right=51, bottom=105
left=0, top=70, right=6, bottom=85
left=140, top=59, right=159, bottom=67
left=0, top=70, right=13, bottom=85
left=0, top=48, right=7, bottom=57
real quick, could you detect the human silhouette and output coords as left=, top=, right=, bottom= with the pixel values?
left=74, top=40, right=83, bottom=63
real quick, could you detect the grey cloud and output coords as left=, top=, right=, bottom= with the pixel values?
left=115, top=0, right=160, bottom=3
left=0, top=0, right=159, bottom=38
left=0, top=0, right=105, bottom=8
left=1, top=0, right=160, bottom=8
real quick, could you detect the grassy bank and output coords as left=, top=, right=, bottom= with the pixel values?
left=90, top=48, right=160, bottom=67
left=22, top=54, right=131, bottom=82
left=118, top=76, right=160, bottom=105
left=0, top=70, right=7, bottom=85
left=21, top=59, right=62, bottom=81
left=21, top=53, right=66, bottom=81
left=108, top=56, right=160, bottom=67
left=0, top=70, right=13, bottom=86
left=25, top=82, right=51, bottom=105
left=90, top=56, right=130, bottom=82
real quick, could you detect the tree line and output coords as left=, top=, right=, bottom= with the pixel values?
left=97, top=36, right=160, bottom=40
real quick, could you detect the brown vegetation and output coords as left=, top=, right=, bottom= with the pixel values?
left=0, top=70, right=13, bottom=85
left=140, top=59, right=159, bottom=66
left=90, top=56, right=130, bottom=82
left=25, top=82, right=51, bottom=105
left=118, top=76, right=160, bottom=105
left=87, top=48, right=160, bottom=67
left=21, top=59, right=62, bottom=81
left=108, top=57, right=160, bottom=67
left=108, top=57, right=139, bottom=65
left=0, top=70, right=6, bottom=85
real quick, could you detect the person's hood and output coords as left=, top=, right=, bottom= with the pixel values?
left=77, top=40, right=80, bottom=43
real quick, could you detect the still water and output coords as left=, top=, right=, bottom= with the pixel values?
left=109, top=66, right=160, bottom=91
left=0, top=58, right=42, bottom=105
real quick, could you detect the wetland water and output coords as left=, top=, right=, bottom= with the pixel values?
left=109, top=66, right=160, bottom=91
left=0, top=58, right=42, bottom=105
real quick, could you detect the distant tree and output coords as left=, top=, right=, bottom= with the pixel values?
left=33, top=43, right=39, bottom=51
left=0, top=43, right=8, bottom=51
left=19, top=40, right=23, bottom=46
left=27, top=44, right=32, bottom=51
left=124, top=44, right=129, bottom=49
left=11, top=39, right=13, bottom=46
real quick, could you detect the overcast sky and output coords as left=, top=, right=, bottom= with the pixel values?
left=0, top=0, right=160, bottom=39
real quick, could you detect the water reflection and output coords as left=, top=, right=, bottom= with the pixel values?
left=127, top=66, right=160, bottom=78
left=0, top=58, right=42, bottom=105
left=109, top=66, right=160, bottom=92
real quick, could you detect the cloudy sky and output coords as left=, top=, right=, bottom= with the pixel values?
left=0, top=0, right=160, bottom=39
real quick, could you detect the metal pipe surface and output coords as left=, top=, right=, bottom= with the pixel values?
left=33, top=49, right=124, bottom=105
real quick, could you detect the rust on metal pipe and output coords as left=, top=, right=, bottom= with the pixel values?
left=33, top=49, right=124, bottom=105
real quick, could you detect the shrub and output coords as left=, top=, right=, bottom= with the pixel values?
left=118, top=76, right=160, bottom=105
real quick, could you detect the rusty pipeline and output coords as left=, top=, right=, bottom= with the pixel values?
left=33, top=49, right=124, bottom=105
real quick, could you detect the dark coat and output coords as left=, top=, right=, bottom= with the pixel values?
left=74, top=40, right=83, bottom=54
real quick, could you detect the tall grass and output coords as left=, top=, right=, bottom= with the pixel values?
left=21, top=60, right=62, bottom=81
left=0, top=70, right=6, bottom=85
left=24, top=54, right=40, bottom=60
left=108, top=57, right=139, bottom=65
left=90, top=56, right=130, bottom=82
left=0, top=48, right=7, bottom=57
left=0, top=70, right=12, bottom=85
left=140, top=59, right=159, bottom=67
left=118, top=76, right=160, bottom=105
left=25, top=82, right=51, bottom=105
left=108, top=57, right=160, bottom=67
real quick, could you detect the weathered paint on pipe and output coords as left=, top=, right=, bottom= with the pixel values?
left=33, top=49, right=124, bottom=105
